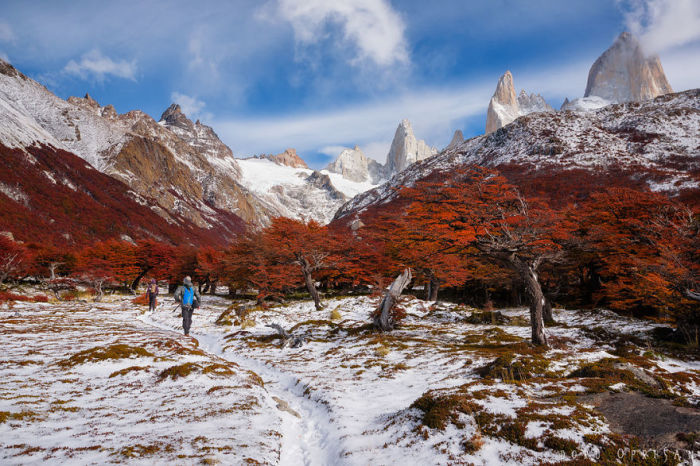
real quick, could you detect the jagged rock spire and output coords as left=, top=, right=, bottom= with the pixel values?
left=584, top=32, right=672, bottom=102
left=486, top=70, right=553, bottom=134
left=385, top=119, right=436, bottom=174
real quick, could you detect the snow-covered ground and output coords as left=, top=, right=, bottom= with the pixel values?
left=2, top=294, right=699, bottom=464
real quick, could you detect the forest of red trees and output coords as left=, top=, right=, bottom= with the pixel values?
left=1, top=165, right=698, bottom=347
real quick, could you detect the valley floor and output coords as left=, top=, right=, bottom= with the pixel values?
left=1, top=294, right=699, bottom=464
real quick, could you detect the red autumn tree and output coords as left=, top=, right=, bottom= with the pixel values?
left=371, top=189, right=479, bottom=301
left=576, top=188, right=699, bottom=333
left=131, top=240, right=176, bottom=291
left=221, top=231, right=287, bottom=305
left=27, top=244, right=76, bottom=280
left=196, top=247, right=224, bottom=294
left=75, top=240, right=140, bottom=299
left=0, top=234, right=28, bottom=283
left=330, top=216, right=400, bottom=291
left=260, top=217, right=337, bottom=310
left=397, top=167, right=570, bottom=346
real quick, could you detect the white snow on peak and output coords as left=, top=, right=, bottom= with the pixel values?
left=237, top=157, right=380, bottom=224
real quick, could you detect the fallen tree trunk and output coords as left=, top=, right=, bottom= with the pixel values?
left=374, top=268, right=412, bottom=331
left=266, top=323, right=304, bottom=348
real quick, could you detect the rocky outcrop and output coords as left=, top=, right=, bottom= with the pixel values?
left=486, top=71, right=553, bottom=134
left=560, top=96, right=611, bottom=112
left=305, top=171, right=345, bottom=201
left=517, top=90, right=553, bottom=114
left=446, top=130, right=464, bottom=150
left=584, top=32, right=673, bottom=103
left=385, top=119, right=436, bottom=175
left=264, top=148, right=309, bottom=169
left=326, top=146, right=372, bottom=182
left=486, top=71, right=519, bottom=134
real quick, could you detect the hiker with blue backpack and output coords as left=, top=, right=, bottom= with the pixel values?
left=174, top=276, right=201, bottom=336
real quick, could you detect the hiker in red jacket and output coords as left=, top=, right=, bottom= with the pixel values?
left=146, top=278, right=159, bottom=312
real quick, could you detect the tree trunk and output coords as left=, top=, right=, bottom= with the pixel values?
left=517, top=261, right=547, bottom=346
left=93, top=280, right=104, bottom=302
left=425, top=280, right=431, bottom=301
left=543, top=297, right=555, bottom=325
left=48, top=262, right=60, bottom=281
left=301, top=260, right=323, bottom=310
left=374, top=268, right=412, bottom=331
left=130, top=267, right=151, bottom=293
left=429, top=275, right=440, bottom=302
left=130, top=268, right=149, bottom=292
left=209, top=280, right=217, bottom=295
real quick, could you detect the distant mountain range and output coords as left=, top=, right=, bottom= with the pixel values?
left=0, top=31, right=695, bottom=247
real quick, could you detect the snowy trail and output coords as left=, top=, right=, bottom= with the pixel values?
left=138, top=313, right=345, bottom=466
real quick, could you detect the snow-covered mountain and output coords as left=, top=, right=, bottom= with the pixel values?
left=0, top=58, right=383, bottom=233
left=336, top=89, right=700, bottom=220
left=325, top=146, right=384, bottom=183
left=0, top=58, right=267, bottom=235
left=485, top=71, right=553, bottom=134
left=237, top=156, right=380, bottom=224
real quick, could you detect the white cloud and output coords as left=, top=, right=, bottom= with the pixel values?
left=171, top=92, right=207, bottom=120
left=211, top=56, right=593, bottom=166
left=63, top=49, right=137, bottom=81
left=319, top=145, right=351, bottom=157
left=0, top=22, right=14, bottom=43
left=274, top=0, right=409, bottom=67
left=621, top=0, right=700, bottom=52
left=214, top=79, right=491, bottom=164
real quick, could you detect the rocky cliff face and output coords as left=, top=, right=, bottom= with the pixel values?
left=0, top=58, right=267, bottom=236
left=325, top=146, right=373, bottom=183
left=486, top=71, right=553, bottom=134
left=385, top=119, right=437, bottom=175
left=584, top=32, right=673, bottom=103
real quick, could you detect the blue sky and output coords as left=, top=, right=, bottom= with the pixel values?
left=1, top=0, right=699, bottom=168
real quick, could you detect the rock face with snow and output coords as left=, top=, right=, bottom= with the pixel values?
left=236, top=157, right=380, bottom=224
left=560, top=96, right=612, bottom=112
left=0, top=58, right=282, bottom=233
left=584, top=32, right=673, bottom=103
left=264, top=148, right=309, bottom=169
left=336, top=89, right=700, bottom=220
left=486, top=71, right=553, bottom=134
left=385, top=119, right=437, bottom=175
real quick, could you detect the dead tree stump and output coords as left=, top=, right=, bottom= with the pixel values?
left=374, top=268, right=412, bottom=331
